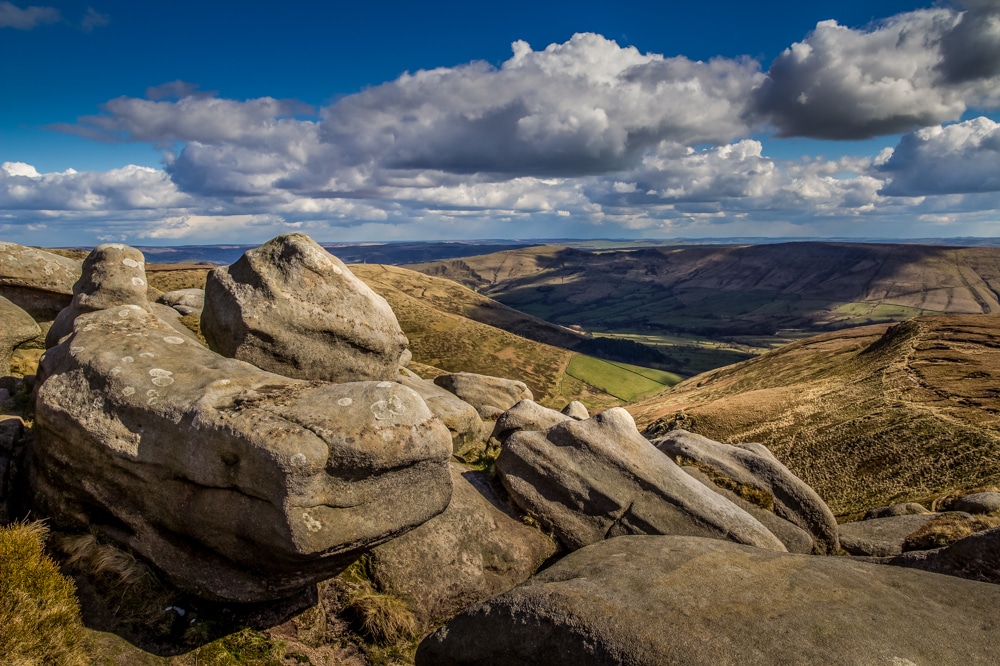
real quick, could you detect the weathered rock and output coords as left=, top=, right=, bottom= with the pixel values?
left=31, top=305, right=453, bottom=602
left=399, top=368, right=486, bottom=458
left=877, top=526, right=1000, bottom=585
left=399, top=348, right=412, bottom=368
left=495, top=408, right=785, bottom=552
left=0, top=242, right=81, bottom=321
left=652, top=429, right=839, bottom=554
left=490, top=399, right=570, bottom=444
left=0, top=296, right=40, bottom=375
left=680, top=465, right=814, bottom=554
left=0, top=416, right=27, bottom=523
left=368, top=463, right=557, bottom=630
left=433, top=372, right=532, bottom=420
left=157, top=288, right=205, bottom=316
left=864, top=502, right=931, bottom=519
left=417, top=535, right=1000, bottom=666
left=839, top=513, right=945, bottom=557
left=560, top=400, right=588, bottom=420
left=949, top=492, right=1000, bottom=515
left=201, top=233, right=407, bottom=383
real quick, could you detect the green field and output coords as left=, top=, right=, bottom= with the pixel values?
left=565, top=354, right=683, bottom=402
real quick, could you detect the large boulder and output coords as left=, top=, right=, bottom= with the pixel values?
left=157, top=288, right=205, bottom=316
left=367, top=463, right=557, bottom=630
left=46, top=244, right=153, bottom=347
left=652, top=430, right=840, bottom=554
left=433, top=372, right=532, bottom=419
left=417, top=535, right=1000, bottom=666
left=201, top=233, right=407, bottom=383
left=949, top=492, right=1000, bottom=515
left=495, top=408, right=785, bottom=552
left=877, top=526, right=1000, bottom=585
left=0, top=242, right=81, bottom=321
left=0, top=296, right=40, bottom=375
left=490, top=399, right=570, bottom=444
left=399, top=368, right=486, bottom=458
left=864, top=502, right=931, bottom=519
left=31, top=305, right=453, bottom=602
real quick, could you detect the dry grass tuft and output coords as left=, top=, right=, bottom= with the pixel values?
left=902, top=513, right=1000, bottom=552
left=0, top=520, right=87, bottom=666
left=344, top=588, right=416, bottom=647
left=677, top=457, right=775, bottom=512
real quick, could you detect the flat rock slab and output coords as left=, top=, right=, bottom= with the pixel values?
left=32, top=305, right=452, bottom=602
left=0, top=242, right=81, bottom=320
left=368, top=463, right=557, bottom=630
left=418, top=535, right=1000, bottom=665
left=838, top=513, right=943, bottom=557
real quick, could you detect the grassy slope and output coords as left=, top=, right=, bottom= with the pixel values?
left=630, top=314, right=1000, bottom=516
left=410, top=242, right=1000, bottom=339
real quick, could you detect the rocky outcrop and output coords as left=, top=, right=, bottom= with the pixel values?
left=838, top=513, right=945, bottom=557
left=417, top=535, right=1000, bottom=665
left=877, top=526, right=1000, bottom=585
left=433, top=372, right=532, bottom=419
left=367, top=463, right=557, bottom=630
left=0, top=242, right=81, bottom=321
left=652, top=430, right=840, bottom=554
left=948, top=492, right=1000, bottom=515
left=31, top=305, right=453, bottom=602
left=201, top=233, right=408, bottom=383
left=495, top=408, right=785, bottom=552
left=157, top=288, right=205, bottom=316
left=398, top=368, right=486, bottom=458
left=0, top=296, right=40, bottom=375
left=490, top=399, right=570, bottom=444
left=46, top=244, right=152, bottom=346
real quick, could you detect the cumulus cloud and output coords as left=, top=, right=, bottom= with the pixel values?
left=878, top=116, right=1000, bottom=196
left=0, top=1, right=59, bottom=29
left=750, top=3, right=1000, bottom=139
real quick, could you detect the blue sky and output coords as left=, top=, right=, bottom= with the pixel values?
left=2, top=0, right=999, bottom=245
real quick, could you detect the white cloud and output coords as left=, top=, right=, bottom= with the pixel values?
left=81, top=7, right=109, bottom=31
left=0, top=163, right=188, bottom=210
left=0, top=1, right=59, bottom=29
left=750, top=3, right=1000, bottom=139
left=878, top=116, right=1000, bottom=196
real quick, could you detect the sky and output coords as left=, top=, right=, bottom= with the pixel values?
left=2, top=0, right=1000, bottom=246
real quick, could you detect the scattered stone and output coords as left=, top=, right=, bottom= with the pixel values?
left=46, top=244, right=152, bottom=347
left=680, top=465, right=814, bottom=554
left=652, top=429, right=840, bottom=554
left=0, top=242, right=81, bottom=321
left=877, top=526, right=1000, bottom=585
left=839, top=513, right=945, bottom=557
left=399, top=368, right=486, bottom=458
left=31, top=305, right=453, bottom=602
left=490, top=399, right=570, bottom=444
left=157, top=288, right=205, bottom=316
left=0, top=296, right=40, bottom=376
left=560, top=400, right=589, bottom=420
left=417, top=535, right=1000, bottom=666
left=949, top=492, right=1000, bottom=515
left=433, top=372, right=532, bottom=420
left=864, top=502, right=931, bottom=519
left=368, top=463, right=557, bottom=630
left=399, top=348, right=412, bottom=368
left=202, top=233, right=408, bottom=383
left=495, top=408, right=785, bottom=552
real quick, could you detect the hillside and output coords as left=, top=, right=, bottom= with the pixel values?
left=411, top=242, right=1000, bottom=339
left=629, top=313, right=1000, bottom=516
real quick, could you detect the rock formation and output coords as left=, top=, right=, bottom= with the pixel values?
left=433, top=372, right=532, bottom=419
left=838, top=513, right=949, bottom=557
left=652, top=429, right=840, bottom=554
left=201, top=233, right=408, bottom=383
left=864, top=502, right=931, bottom=519
left=398, top=368, right=486, bottom=458
left=0, top=296, right=40, bottom=375
left=0, top=242, right=81, bottom=321
left=31, top=305, right=453, bottom=602
left=560, top=400, right=588, bottom=420
left=417, top=535, right=1000, bottom=665
left=495, top=408, right=785, bottom=552
left=490, top=399, right=570, bottom=444
left=367, top=463, right=557, bottom=630
left=877, top=526, right=1000, bottom=585
left=157, top=288, right=205, bottom=316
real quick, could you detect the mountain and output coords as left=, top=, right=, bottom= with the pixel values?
left=410, top=242, right=1000, bottom=338
left=629, top=313, right=1000, bottom=517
